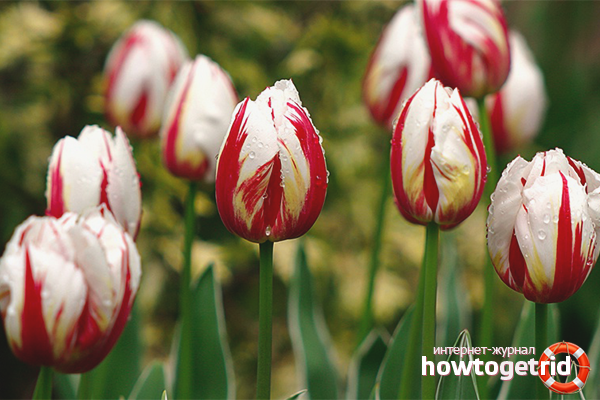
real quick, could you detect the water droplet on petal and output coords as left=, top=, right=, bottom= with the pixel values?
left=538, top=230, right=547, bottom=240
left=249, top=151, right=255, bottom=159
left=543, top=214, right=550, bottom=224
left=265, top=226, right=272, bottom=236
left=486, top=166, right=492, bottom=174
left=251, top=136, right=257, bottom=143
left=553, top=215, right=559, bottom=223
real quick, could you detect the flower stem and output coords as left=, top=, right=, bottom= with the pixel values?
left=535, top=302, right=549, bottom=400
left=421, top=223, right=439, bottom=400
left=398, top=223, right=439, bottom=400
left=477, top=97, right=499, bottom=399
left=256, top=241, right=274, bottom=400
left=357, top=147, right=391, bottom=345
left=176, top=181, right=197, bottom=399
left=33, top=366, right=53, bottom=400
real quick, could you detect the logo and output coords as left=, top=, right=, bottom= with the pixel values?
left=538, top=342, right=590, bottom=394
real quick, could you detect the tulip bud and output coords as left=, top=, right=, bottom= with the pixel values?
left=215, top=80, right=328, bottom=243
left=363, top=4, right=432, bottom=129
left=390, top=79, right=487, bottom=229
left=486, top=31, right=547, bottom=154
left=420, top=0, right=511, bottom=98
left=104, top=20, right=189, bottom=138
left=487, top=149, right=600, bottom=303
left=0, top=207, right=141, bottom=373
left=46, top=125, right=142, bottom=238
left=160, top=55, right=238, bottom=182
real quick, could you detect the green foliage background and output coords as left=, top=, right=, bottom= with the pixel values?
left=1, top=1, right=600, bottom=398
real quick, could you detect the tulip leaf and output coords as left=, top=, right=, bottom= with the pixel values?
left=346, top=329, right=388, bottom=400
left=82, top=303, right=142, bottom=399
left=584, top=311, right=600, bottom=399
left=288, top=244, right=340, bottom=400
left=375, top=306, right=418, bottom=400
left=128, top=361, right=166, bottom=400
left=435, top=330, right=480, bottom=400
left=174, top=264, right=235, bottom=399
left=437, top=234, right=471, bottom=349
left=496, top=302, right=536, bottom=400
left=286, top=389, right=308, bottom=399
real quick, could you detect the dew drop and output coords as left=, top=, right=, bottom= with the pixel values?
left=262, top=193, right=268, bottom=199
left=553, top=215, right=559, bottom=223
left=251, top=136, right=257, bottom=143
left=258, top=142, right=264, bottom=149
left=543, top=214, right=550, bottom=224
left=249, top=151, right=255, bottom=159
left=486, top=166, right=492, bottom=174
left=538, top=230, right=547, bottom=240
left=265, top=226, right=272, bottom=236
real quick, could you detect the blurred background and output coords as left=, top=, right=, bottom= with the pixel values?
left=1, top=1, right=600, bottom=398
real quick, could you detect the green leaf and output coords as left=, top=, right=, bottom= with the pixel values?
left=437, top=234, right=471, bottom=350
left=496, top=302, right=536, bottom=400
left=584, top=310, right=600, bottom=399
left=288, top=244, right=340, bottom=400
left=128, top=362, right=166, bottom=400
left=435, top=330, right=480, bottom=400
left=346, top=330, right=388, bottom=400
left=375, top=307, right=418, bottom=400
left=173, top=265, right=235, bottom=399
left=286, top=389, right=308, bottom=399
left=82, top=303, right=142, bottom=399
left=161, top=390, right=168, bottom=400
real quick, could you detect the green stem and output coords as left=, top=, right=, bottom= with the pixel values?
left=175, top=181, right=197, bottom=399
left=357, top=147, right=391, bottom=345
left=421, top=224, right=440, bottom=400
left=256, top=241, right=274, bottom=400
left=477, top=97, right=499, bottom=399
left=33, top=366, right=54, bottom=400
left=398, top=224, right=439, bottom=400
left=77, top=372, right=91, bottom=400
left=536, top=303, right=549, bottom=400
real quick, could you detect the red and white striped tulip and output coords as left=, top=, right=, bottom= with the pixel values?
left=46, top=125, right=142, bottom=238
left=0, top=207, right=141, bottom=373
left=160, top=55, right=238, bottom=181
left=486, top=31, right=547, bottom=154
left=487, top=149, right=600, bottom=303
left=420, top=0, right=511, bottom=99
left=390, top=79, right=487, bottom=229
left=215, top=80, right=327, bottom=243
left=363, top=4, right=432, bottom=129
left=104, top=20, right=188, bottom=138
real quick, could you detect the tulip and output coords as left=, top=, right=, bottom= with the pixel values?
left=215, top=79, right=328, bottom=243
left=160, top=55, right=238, bottom=181
left=419, top=0, right=511, bottom=99
left=486, top=31, right=547, bottom=154
left=363, top=4, right=432, bottom=129
left=487, top=149, right=600, bottom=303
left=390, top=79, right=487, bottom=229
left=0, top=207, right=141, bottom=373
left=104, top=20, right=188, bottom=138
left=46, top=125, right=142, bottom=238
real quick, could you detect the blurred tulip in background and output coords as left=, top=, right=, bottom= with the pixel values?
left=0, top=207, right=141, bottom=373
left=486, top=31, right=548, bottom=154
left=104, top=20, right=189, bottom=138
left=390, top=79, right=487, bottom=229
left=488, top=149, right=600, bottom=303
left=420, top=0, right=511, bottom=98
left=161, top=55, right=238, bottom=182
left=46, top=125, right=142, bottom=238
left=363, top=4, right=431, bottom=129
left=215, top=80, right=328, bottom=243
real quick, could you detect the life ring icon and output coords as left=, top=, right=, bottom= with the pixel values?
left=538, top=342, right=591, bottom=394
